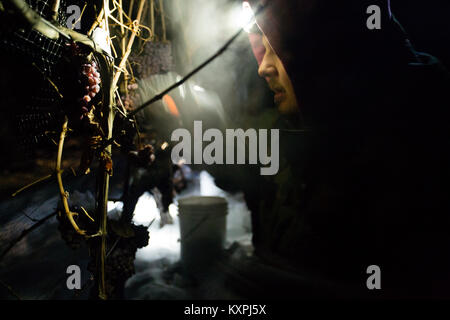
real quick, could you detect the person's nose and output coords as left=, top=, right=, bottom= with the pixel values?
left=258, top=52, right=277, bottom=80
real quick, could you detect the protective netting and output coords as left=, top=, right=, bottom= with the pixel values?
left=2, top=0, right=68, bottom=75
left=0, top=0, right=83, bottom=150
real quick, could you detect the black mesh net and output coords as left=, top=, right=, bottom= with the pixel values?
left=3, top=0, right=69, bottom=74
left=0, top=0, right=89, bottom=151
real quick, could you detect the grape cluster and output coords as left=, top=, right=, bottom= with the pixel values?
left=98, top=239, right=138, bottom=298
left=131, top=42, right=174, bottom=79
left=85, top=222, right=150, bottom=298
left=79, top=60, right=101, bottom=119
left=128, top=83, right=139, bottom=91
left=62, top=41, right=103, bottom=122
left=84, top=222, right=150, bottom=298
left=106, top=247, right=136, bottom=281
left=121, top=83, right=139, bottom=111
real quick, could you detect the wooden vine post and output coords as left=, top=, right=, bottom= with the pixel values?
left=51, top=0, right=61, bottom=21
left=95, top=54, right=114, bottom=300
left=94, top=0, right=146, bottom=299
left=91, top=0, right=113, bottom=300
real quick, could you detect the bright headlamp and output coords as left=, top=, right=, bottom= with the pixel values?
left=241, top=2, right=257, bottom=33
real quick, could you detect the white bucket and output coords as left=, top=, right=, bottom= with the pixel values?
left=178, top=196, right=228, bottom=275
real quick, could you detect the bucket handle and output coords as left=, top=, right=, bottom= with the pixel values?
left=177, top=214, right=210, bottom=243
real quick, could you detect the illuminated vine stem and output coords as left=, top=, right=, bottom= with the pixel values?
left=90, top=1, right=146, bottom=299
left=88, top=8, right=104, bottom=37
left=158, top=0, right=166, bottom=42
left=150, top=0, right=155, bottom=40
left=119, top=0, right=128, bottom=97
left=51, top=0, right=61, bottom=21
left=112, top=0, right=146, bottom=89
left=56, top=116, right=89, bottom=236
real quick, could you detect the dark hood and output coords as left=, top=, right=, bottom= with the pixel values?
left=245, top=1, right=448, bottom=132
left=242, top=1, right=450, bottom=293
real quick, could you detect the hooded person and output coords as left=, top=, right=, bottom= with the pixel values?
left=226, top=0, right=450, bottom=298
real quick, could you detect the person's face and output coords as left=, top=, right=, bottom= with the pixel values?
left=258, top=35, right=299, bottom=114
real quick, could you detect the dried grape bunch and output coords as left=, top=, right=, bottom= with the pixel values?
left=102, top=246, right=135, bottom=298
left=131, top=42, right=174, bottom=79
left=87, top=223, right=149, bottom=298
left=105, top=225, right=149, bottom=283
left=121, top=82, right=139, bottom=111
left=106, top=246, right=135, bottom=281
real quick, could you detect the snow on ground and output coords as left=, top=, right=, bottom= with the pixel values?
left=119, top=170, right=252, bottom=299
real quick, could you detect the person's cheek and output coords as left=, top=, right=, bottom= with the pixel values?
left=248, top=33, right=266, bottom=66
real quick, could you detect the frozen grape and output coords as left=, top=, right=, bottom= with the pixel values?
left=76, top=58, right=102, bottom=119
left=88, top=77, right=96, bottom=86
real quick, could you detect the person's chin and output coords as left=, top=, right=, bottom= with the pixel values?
left=277, top=100, right=298, bottom=115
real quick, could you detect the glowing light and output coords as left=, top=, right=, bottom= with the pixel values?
left=160, top=141, right=169, bottom=150
left=176, top=75, right=185, bottom=99
left=241, top=2, right=256, bottom=33
left=163, top=94, right=180, bottom=117
left=193, top=85, right=205, bottom=92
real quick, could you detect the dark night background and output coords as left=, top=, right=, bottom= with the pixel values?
left=0, top=0, right=449, bottom=301
left=391, top=1, right=450, bottom=69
